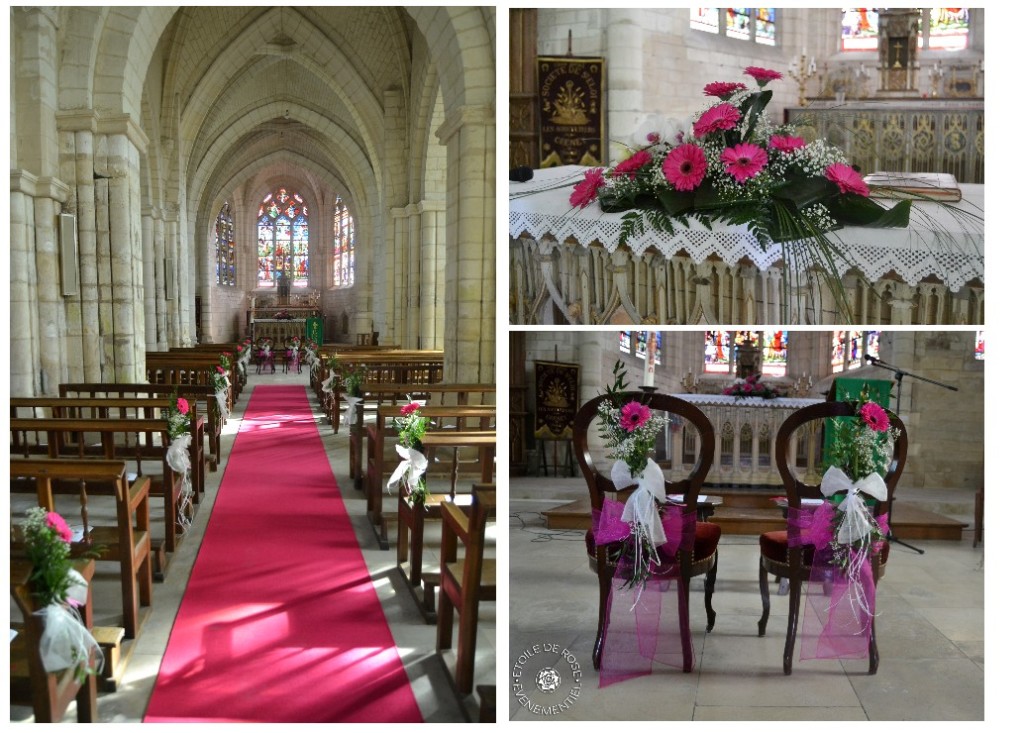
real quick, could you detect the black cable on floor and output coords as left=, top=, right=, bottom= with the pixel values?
left=510, top=511, right=585, bottom=543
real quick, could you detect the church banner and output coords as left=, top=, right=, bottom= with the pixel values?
left=534, top=360, right=580, bottom=441
left=537, top=56, right=604, bottom=168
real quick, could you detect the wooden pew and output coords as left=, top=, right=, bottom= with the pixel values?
left=10, top=417, right=186, bottom=559
left=145, top=351, right=237, bottom=406
left=10, top=458, right=152, bottom=639
left=169, top=344, right=246, bottom=392
left=11, top=396, right=206, bottom=506
left=396, top=430, right=496, bottom=621
left=437, top=485, right=497, bottom=695
left=60, top=383, right=224, bottom=472
left=365, top=405, right=496, bottom=549
left=348, top=383, right=496, bottom=489
left=9, top=557, right=99, bottom=722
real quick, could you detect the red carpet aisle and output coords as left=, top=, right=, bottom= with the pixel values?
left=144, top=386, right=423, bottom=722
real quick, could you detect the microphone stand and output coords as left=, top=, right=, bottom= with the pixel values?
left=865, top=356, right=958, bottom=555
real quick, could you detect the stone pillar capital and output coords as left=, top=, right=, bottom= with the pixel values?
left=436, top=104, right=495, bottom=145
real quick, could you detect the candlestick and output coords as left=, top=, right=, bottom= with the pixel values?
left=643, top=330, right=657, bottom=387
left=788, top=53, right=815, bottom=107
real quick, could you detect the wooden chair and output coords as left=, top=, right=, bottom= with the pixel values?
left=436, top=485, right=496, bottom=696
left=573, top=391, right=718, bottom=672
left=9, top=558, right=99, bottom=722
left=757, top=401, right=908, bottom=675
left=255, top=345, right=276, bottom=373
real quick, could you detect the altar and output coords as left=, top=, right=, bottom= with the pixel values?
left=509, top=166, right=983, bottom=326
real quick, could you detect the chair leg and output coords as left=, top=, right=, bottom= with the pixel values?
left=757, top=560, right=770, bottom=637
left=679, top=575, right=694, bottom=673
left=704, top=553, right=718, bottom=632
left=593, top=571, right=610, bottom=669
left=868, top=615, right=880, bottom=674
left=783, top=578, right=802, bottom=675
left=436, top=580, right=454, bottom=652
left=454, top=596, right=480, bottom=695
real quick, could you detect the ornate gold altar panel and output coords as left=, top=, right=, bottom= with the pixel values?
left=252, top=319, right=306, bottom=346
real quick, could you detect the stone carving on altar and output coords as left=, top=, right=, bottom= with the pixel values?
left=878, top=9, right=920, bottom=95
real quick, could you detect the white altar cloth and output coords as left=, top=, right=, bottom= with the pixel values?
left=670, top=393, right=824, bottom=409
left=510, top=165, right=983, bottom=291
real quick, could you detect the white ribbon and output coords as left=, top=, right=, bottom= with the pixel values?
left=820, top=466, right=888, bottom=545
left=36, top=603, right=103, bottom=675
left=166, top=433, right=193, bottom=530
left=343, top=393, right=362, bottom=426
left=215, top=379, right=231, bottom=424
left=610, top=457, right=668, bottom=547
left=321, top=369, right=335, bottom=394
left=304, top=346, right=318, bottom=367
left=387, top=444, right=428, bottom=495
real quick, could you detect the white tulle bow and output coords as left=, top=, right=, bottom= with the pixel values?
left=821, top=466, right=888, bottom=544
left=35, top=568, right=101, bottom=675
left=321, top=369, right=335, bottom=394
left=343, top=394, right=362, bottom=426
left=611, top=457, right=667, bottom=547
left=215, top=379, right=231, bottom=424
left=387, top=444, right=428, bottom=494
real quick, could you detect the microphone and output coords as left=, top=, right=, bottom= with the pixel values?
left=865, top=355, right=878, bottom=364
left=509, top=166, right=534, bottom=183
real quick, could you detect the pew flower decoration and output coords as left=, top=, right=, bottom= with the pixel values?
left=387, top=401, right=430, bottom=504
left=257, top=337, right=274, bottom=362
left=236, top=339, right=252, bottom=375
left=303, top=339, right=320, bottom=369
left=722, top=373, right=779, bottom=399
left=340, top=363, right=366, bottom=427
left=211, top=365, right=231, bottom=426
left=596, top=360, right=668, bottom=589
left=567, top=67, right=912, bottom=312
left=285, top=335, right=302, bottom=365
left=165, top=393, right=193, bottom=525
left=20, top=507, right=102, bottom=681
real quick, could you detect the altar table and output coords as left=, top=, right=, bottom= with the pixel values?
left=510, top=166, right=984, bottom=325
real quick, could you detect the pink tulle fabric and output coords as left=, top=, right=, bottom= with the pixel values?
left=592, top=500, right=697, bottom=687
left=786, top=503, right=889, bottom=660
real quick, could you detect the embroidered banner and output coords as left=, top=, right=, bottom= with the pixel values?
left=537, top=56, right=604, bottom=168
left=534, top=360, right=579, bottom=440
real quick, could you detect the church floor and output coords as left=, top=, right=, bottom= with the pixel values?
left=10, top=368, right=494, bottom=723
left=509, top=493, right=984, bottom=721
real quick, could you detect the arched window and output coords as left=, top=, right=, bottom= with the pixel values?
left=256, top=188, right=309, bottom=288
left=618, top=331, right=662, bottom=365
left=691, top=8, right=777, bottom=46
left=333, top=196, right=355, bottom=288
left=215, top=202, right=235, bottom=286
left=703, top=331, right=788, bottom=376
left=841, top=8, right=970, bottom=52
left=831, top=330, right=880, bottom=372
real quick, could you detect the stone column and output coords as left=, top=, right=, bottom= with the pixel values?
left=381, top=87, right=408, bottom=344
left=105, top=133, right=137, bottom=379
left=405, top=204, right=421, bottom=348
left=419, top=201, right=445, bottom=350
left=72, top=124, right=102, bottom=382
left=33, top=184, right=70, bottom=394
left=154, top=208, right=168, bottom=349
left=141, top=207, right=156, bottom=349
left=390, top=205, right=409, bottom=345
left=10, top=177, right=38, bottom=396
left=437, top=104, right=496, bottom=384
left=606, top=9, right=645, bottom=150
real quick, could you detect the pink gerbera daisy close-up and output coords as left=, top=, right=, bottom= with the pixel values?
left=744, top=66, right=784, bottom=86
left=720, top=143, right=768, bottom=183
left=569, top=167, right=606, bottom=208
left=611, top=150, right=652, bottom=179
left=693, top=103, right=741, bottom=137
left=177, top=397, right=190, bottom=415
left=401, top=402, right=421, bottom=416
left=703, top=81, right=746, bottom=99
left=662, top=144, right=707, bottom=192
left=45, top=512, right=73, bottom=543
left=826, top=163, right=870, bottom=197
left=769, top=135, right=805, bottom=153
left=860, top=402, right=890, bottom=433
left=619, top=401, right=651, bottom=433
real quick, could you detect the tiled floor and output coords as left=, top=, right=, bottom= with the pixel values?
left=509, top=494, right=984, bottom=721
left=10, top=369, right=494, bottom=723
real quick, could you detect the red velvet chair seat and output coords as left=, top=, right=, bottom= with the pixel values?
left=758, top=530, right=890, bottom=565
left=587, top=521, right=721, bottom=563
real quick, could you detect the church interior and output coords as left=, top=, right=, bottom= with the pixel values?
left=8, top=5, right=496, bottom=724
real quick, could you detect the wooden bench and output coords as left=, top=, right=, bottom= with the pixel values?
left=348, top=383, right=496, bottom=489
left=10, top=458, right=152, bottom=639
left=60, top=383, right=224, bottom=472
left=169, top=344, right=246, bottom=393
left=9, top=557, right=99, bottom=722
left=11, top=396, right=207, bottom=506
left=10, top=417, right=186, bottom=559
left=365, top=405, right=496, bottom=549
left=146, top=352, right=237, bottom=405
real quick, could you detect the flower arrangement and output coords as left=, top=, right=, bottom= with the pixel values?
left=339, top=363, right=366, bottom=394
left=273, top=310, right=294, bottom=320
left=568, top=67, right=912, bottom=314
left=596, top=360, right=668, bottom=589
left=388, top=401, right=430, bottom=504
left=211, top=364, right=231, bottom=425
left=285, top=335, right=302, bottom=364
left=19, top=507, right=101, bottom=680
left=164, top=393, right=193, bottom=525
left=166, top=394, right=191, bottom=440
left=723, top=373, right=780, bottom=399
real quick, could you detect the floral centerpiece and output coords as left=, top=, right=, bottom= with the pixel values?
left=285, top=335, right=302, bottom=366
left=303, top=338, right=320, bottom=369
left=387, top=401, right=430, bottom=504
left=235, top=339, right=252, bottom=375
left=568, top=66, right=912, bottom=314
left=164, top=393, right=193, bottom=528
left=723, top=373, right=779, bottom=399
left=595, top=360, right=668, bottom=589
left=20, top=508, right=102, bottom=681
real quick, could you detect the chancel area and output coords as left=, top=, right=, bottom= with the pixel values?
left=509, top=329, right=983, bottom=720
left=9, top=6, right=495, bottom=723
left=509, top=8, right=985, bottom=325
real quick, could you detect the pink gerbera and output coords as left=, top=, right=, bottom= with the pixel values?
left=859, top=402, right=890, bottom=433
left=611, top=150, right=652, bottom=180
left=720, top=143, right=768, bottom=183
left=619, top=401, right=651, bottom=433
left=745, top=66, right=784, bottom=86
left=401, top=402, right=422, bottom=416
left=693, top=103, right=742, bottom=138
left=769, top=135, right=805, bottom=154
left=703, top=81, right=747, bottom=99
left=826, top=163, right=870, bottom=197
left=569, top=168, right=606, bottom=208
left=177, top=397, right=190, bottom=415
left=45, top=512, right=73, bottom=543
left=662, top=144, right=707, bottom=192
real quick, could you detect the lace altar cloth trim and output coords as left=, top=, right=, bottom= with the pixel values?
left=510, top=166, right=984, bottom=291
left=669, top=393, right=824, bottom=409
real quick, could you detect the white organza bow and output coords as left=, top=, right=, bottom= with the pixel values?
left=610, top=457, right=667, bottom=547
left=321, top=369, right=335, bottom=394
left=304, top=346, right=318, bottom=367
left=387, top=444, right=428, bottom=495
left=343, top=393, right=362, bottom=426
left=215, top=379, right=231, bottom=424
left=820, top=465, right=888, bottom=544
left=36, top=569, right=102, bottom=675
left=166, top=433, right=193, bottom=530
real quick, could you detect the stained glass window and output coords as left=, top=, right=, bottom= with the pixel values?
left=832, top=330, right=880, bottom=371
left=690, top=7, right=719, bottom=34
left=974, top=331, right=984, bottom=360
left=841, top=8, right=967, bottom=52
left=841, top=8, right=881, bottom=51
left=704, top=331, right=787, bottom=375
left=333, top=196, right=355, bottom=288
left=619, top=331, right=633, bottom=354
left=620, top=331, right=662, bottom=364
left=928, top=8, right=969, bottom=50
left=256, top=188, right=309, bottom=289
left=726, top=8, right=752, bottom=40
left=754, top=7, right=776, bottom=45
left=215, top=202, right=235, bottom=287
left=694, top=8, right=775, bottom=46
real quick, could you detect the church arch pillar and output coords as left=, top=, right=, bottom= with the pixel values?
left=141, top=207, right=157, bottom=350
left=606, top=9, right=645, bottom=147
left=418, top=201, right=445, bottom=351
left=33, top=181, right=71, bottom=394
left=10, top=180, right=39, bottom=396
